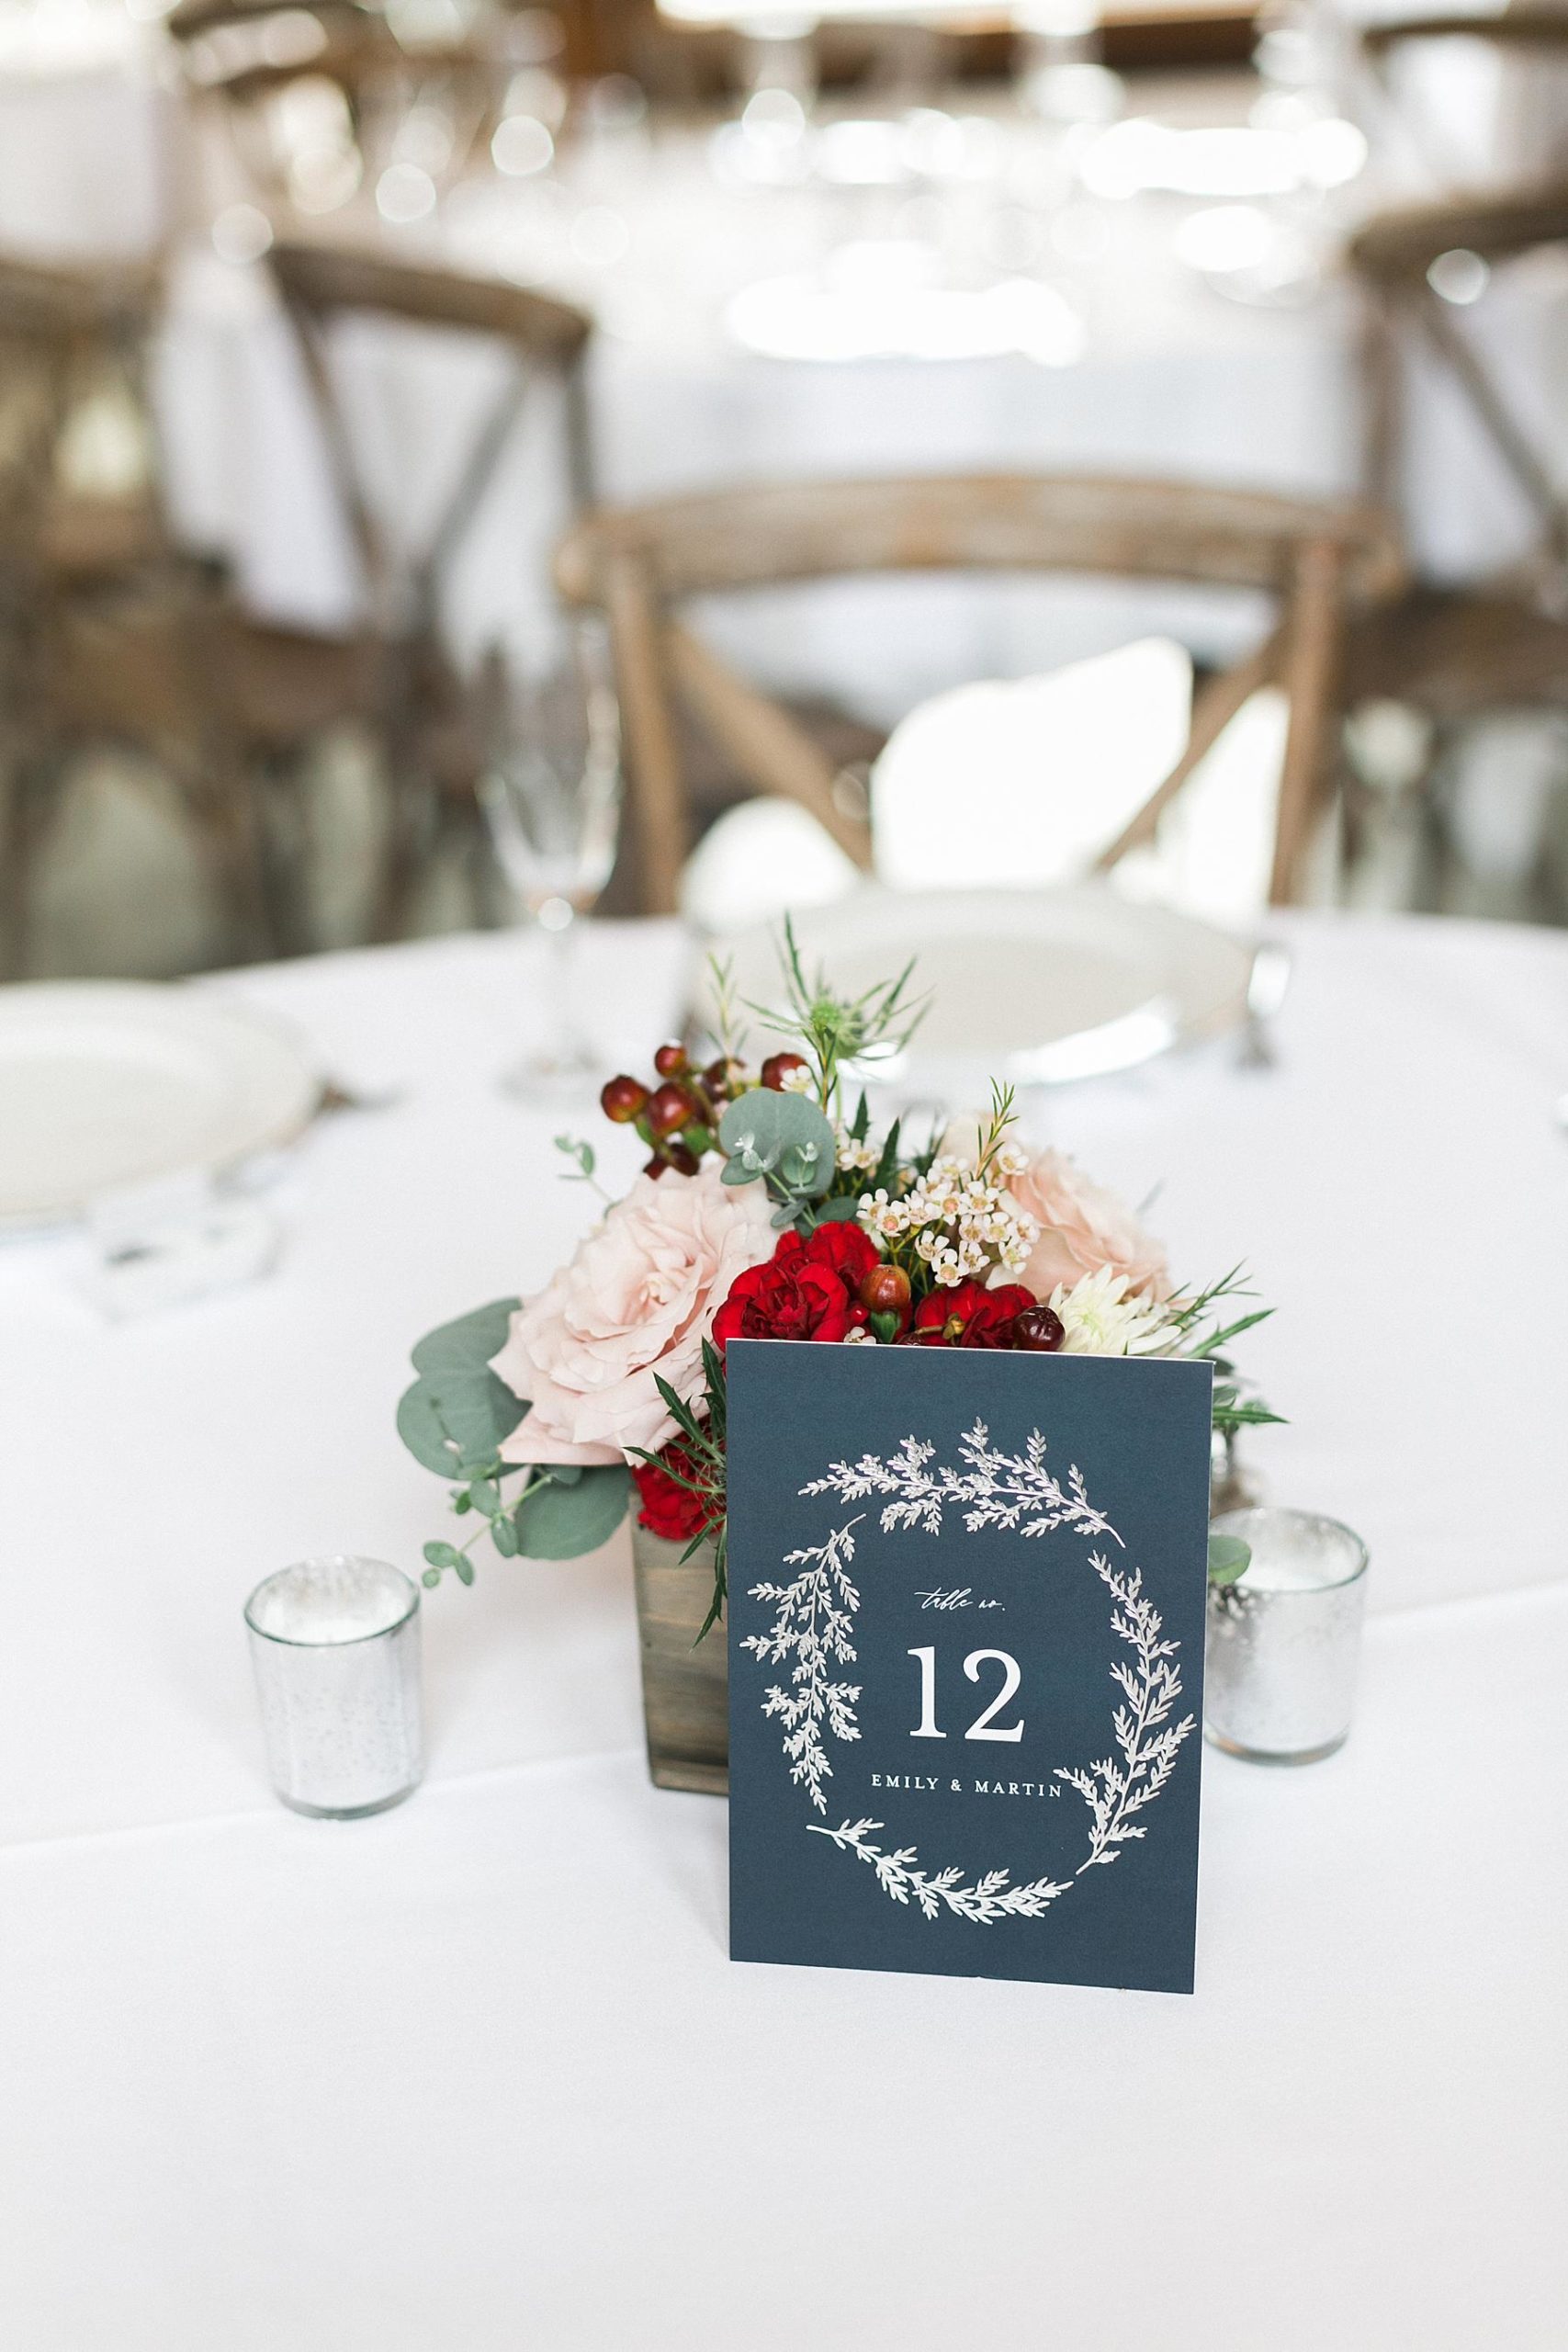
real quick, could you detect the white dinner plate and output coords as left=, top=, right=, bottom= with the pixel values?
left=702, top=885, right=1255, bottom=1091
left=0, top=982, right=321, bottom=1230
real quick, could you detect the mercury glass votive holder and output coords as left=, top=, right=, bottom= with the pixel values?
left=1204, top=1508, right=1370, bottom=1765
left=244, top=1556, right=423, bottom=1817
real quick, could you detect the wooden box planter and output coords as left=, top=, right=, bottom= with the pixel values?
left=631, top=1438, right=1253, bottom=1797
left=630, top=1521, right=728, bottom=1794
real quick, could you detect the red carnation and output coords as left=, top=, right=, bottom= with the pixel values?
left=633, top=1442, right=719, bottom=1544
left=911, top=1280, right=1036, bottom=1348
left=799, top=1218, right=879, bottom=1289
left=712, top=1224, right=874, bottom=1351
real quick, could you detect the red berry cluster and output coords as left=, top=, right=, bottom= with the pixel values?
left=600, top=1043, right=727, bottom=1178
left=600, top=1044, right=813, bottom=1179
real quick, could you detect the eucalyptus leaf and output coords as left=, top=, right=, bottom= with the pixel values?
left=397, top=1368, right=526, bottom=1478
left=398, top=1380, right=469, bottom=1476
left=717, top=1088, right=835, bottom=1199
left=1207, top=1534, right=1251, bottom=1586
left=803, top=1195, right=862, bottom=1226
left=411, top=1296, right=521, bottom=1376
left=423, top=1540, right=461, bottom=1569
left=513, top=1463, right=630, bottom=1559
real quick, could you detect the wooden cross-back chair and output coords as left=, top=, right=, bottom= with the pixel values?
left=267, top=239, right=593, bottom=930
left=168, top=0, right=515, bottom=220
left=1358, top=11, right=1568, bottom=192
left=554, top=475, right=1402, bottom=914
left=0, top=256, right=167, bottom=575
left=0, top=252, right=393, bottom=973
left=1343, top=185, right=1568, bottom=718
left=166, top=0, right=397, bottom=212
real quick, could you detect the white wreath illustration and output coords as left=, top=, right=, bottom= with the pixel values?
left=740, top=1419, right=1195, bottom=1926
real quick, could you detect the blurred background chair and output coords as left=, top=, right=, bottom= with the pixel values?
left=7, top=0, right=1568, bottom=967
left=0, top=252, right=378, bottom=976
left=266, top=238, right=592, bottom=933
left=167, top=0, right=528, bottom=224
left=0, top=236, right=592, bottom=972
left=555, top=474, right=1401, bottom=922
left=1342, top=184, right=1568, bottom=894
left=1355, top=9, right=1568, bottom=195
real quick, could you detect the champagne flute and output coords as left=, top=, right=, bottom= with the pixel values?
left=478, top=623, right=622, bottom=1101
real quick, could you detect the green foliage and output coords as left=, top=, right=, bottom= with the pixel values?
left=1212, top=1384, right=1286, bottom=1438
left=748, top=913, right=928, bottom=1110
left=396, top=1366, right=526, bottom=1477
left=421, top=1540, right=475, bottom=1589
left=869, top=1116, right=903, bottom=1195
left=1171, top=1268, right=1285, bottom=1440
left=628, top=1341, right=729, bottom=1642
left=400, top=1298, right=529, bottom=1483
left=718, top=1087, right=836, bottom=1213
left=705, top=951, right=747, bottom=1064
left=411, top=1297, right=521, bottom=1377
left=513, top=1463, right=630, bottom=1558
left=399, top=1293, right=628, bottom=1584
left=555, top=1134, right=613, bottom=1202
left=1207, top=1534, right=1251, bottom=1586
left=798, top=1194, right=862, bottom=1229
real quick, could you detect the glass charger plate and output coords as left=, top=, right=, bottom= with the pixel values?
left=0, top=981, right=320, bottom=1231
left=698, top=884, right=1255, bottom=1091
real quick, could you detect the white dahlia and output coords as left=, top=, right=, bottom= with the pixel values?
left=1051, top=1265, right=1175, bottom=1358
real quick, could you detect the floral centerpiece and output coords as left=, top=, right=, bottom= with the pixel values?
left=397, top=926, right=1278, bottom=1651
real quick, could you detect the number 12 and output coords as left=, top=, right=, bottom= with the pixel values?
left=908, top=1646, right=1025, bottom=1743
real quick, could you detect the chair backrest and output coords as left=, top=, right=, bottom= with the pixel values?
left=164, top=0, right=395, bottom=132
left=1346, top=185, right=1568, bottom=590
left=0, top=255, right=167, bottom=574
left=267, top=240, right=592, bottom=635
left=554, top=474, right=1400, bottom=915
left=1361, top=9, right=1568, bottom=62
left=1357, top=10, right=1568, bottom=189
left=167, top=1, right=502, bottom=220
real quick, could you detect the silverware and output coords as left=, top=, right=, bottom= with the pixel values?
left=1237, top=941, right=1292, bottom=1071
left=314, top=1080, right=406, bottom=1117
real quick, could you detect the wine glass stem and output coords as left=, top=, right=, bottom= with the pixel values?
left=542, top=909, right=585, bottom=1070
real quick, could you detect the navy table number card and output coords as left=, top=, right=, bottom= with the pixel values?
left=726, top=1339, right=1215, bottom=1994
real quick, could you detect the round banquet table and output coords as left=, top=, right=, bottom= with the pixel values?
left=0, top=908, right=1563, bottom=2349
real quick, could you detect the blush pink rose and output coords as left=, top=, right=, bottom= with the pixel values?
left=491, top=1162, right=777, bottom=1465
left=1007, top=1147, right=1172, bottom=1305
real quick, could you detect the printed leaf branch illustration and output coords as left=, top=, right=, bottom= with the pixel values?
left=807, top=1819, right=1072, bottom=1922
left=1055, top=1554, right=1196, bottom=1870
left=742, top=1517, right=863, bottom=1814
left=802, top=1419, right=1122, bottom=1547
left=745, top=1427, right=1194, bottom=1922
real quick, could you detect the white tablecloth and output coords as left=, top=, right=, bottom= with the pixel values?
left=2, top=910, right=1565, bottom=2345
